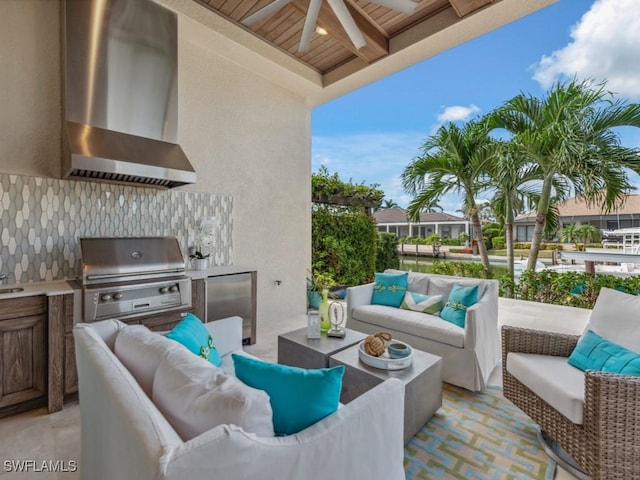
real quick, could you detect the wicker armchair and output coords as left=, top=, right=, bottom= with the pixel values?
left=502, top=325, right=640, bottom=479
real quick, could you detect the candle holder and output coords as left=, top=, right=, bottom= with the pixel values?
left=306, top=310, right=321, bottom=339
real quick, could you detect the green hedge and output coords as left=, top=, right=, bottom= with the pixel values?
left=312, top=206, right=377, bottom=286
left=512, top=270, right=640, bottom=308
left=431, top=261, right=489, bottom=279
left=376, top=233, right=400, bottom=272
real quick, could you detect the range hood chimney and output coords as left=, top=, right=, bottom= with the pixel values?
left=63, top=0, right=196, bottom=189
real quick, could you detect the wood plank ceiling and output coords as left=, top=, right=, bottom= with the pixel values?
left=194, top=0, right=494, bottom=75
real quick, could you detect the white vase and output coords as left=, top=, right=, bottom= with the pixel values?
left=194, top=258, right=208, bottom=270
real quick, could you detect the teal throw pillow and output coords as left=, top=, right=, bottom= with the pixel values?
left=371, top=272, right=408, bottom=308
left=400, top=292, right=442, bottom=314
left=166, top=313, right=221, bottom=367
left=232, top=354, right=344, bottom=435
left=568, top=330, right=640, bottom=376
left=440, top=284, right=479, bottom=328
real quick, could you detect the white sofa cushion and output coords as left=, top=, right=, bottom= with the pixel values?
left=385, top=269, right=429, bottom=294
left=587, top=287, right=640, bottom=353
left=427, top=276, right=487, bottom=305
left=352, top=305, right=464, bottom=348
left=152, top=343, right=274, bottom=440
left=507, top=352, right=585, bottom=425
left=114, top=324, right=182, bottom=396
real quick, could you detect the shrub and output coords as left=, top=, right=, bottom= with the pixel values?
left=312, top=206, right=377, bottom=286
left=376, top=233, right=400, bottom=272
left=449, top=247, right=473, bottom=254
left=492, top=236, right=506, bottom=249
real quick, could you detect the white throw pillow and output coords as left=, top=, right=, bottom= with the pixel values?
left=587, top=287, right=640, bottom=353
left=114, top=324, right=181, bottom=396
left=152, top=344, right=274, bottom=440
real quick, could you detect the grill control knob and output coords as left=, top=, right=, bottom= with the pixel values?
left=101, top=294, right=112, bottom=301
left=113, top=293, right=123, bottom=300
left=169, top=285, right=178, bottom=292
left=159, top=287, right=169, bottom=294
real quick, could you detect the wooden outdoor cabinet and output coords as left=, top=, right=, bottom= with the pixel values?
left=0, top=296, right=47, bottom=418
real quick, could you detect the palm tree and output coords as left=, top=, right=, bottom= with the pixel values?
left=560, top=224, right=579, bottom=248
left=486, top=142, right=542, bottom=283
left=402, top=120, right=494, bottom=276
left=488, top=79, right=640, bottom=271
left=382, top=199, right=399, bottom=209
left=574, top=224, right=600, bottom=247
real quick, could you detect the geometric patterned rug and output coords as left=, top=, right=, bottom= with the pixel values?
left=405, top=384, right=556, bottom=480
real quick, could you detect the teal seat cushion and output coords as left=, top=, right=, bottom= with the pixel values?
left=440, top=284, right=479, bottom=328
left=166, top=313, right=221, bottom=367
left=371, top=272, right=408, bottom=308
left=232, top=354, right=345, bottom=435
left=400, top=292, right=442, bottom=314
left=568, top=330, right=640, bottom=376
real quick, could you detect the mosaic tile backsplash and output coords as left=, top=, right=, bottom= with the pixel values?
left=0, top=174, right=232, bottom=283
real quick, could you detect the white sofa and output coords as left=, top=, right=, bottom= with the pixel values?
left=73, top=316, right=406, bottom=480
left=347, top=270, right=499, bottom=391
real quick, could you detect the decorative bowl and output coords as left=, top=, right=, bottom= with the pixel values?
left=387, top=342, right=411, bottom=359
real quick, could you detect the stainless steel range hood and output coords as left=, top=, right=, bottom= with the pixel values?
left=63, top=0, right=196, bottom=189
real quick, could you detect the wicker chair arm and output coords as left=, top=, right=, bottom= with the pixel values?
left=583, top=371, right=640, bottom=478
left=501, top=326, right=580, bottom=360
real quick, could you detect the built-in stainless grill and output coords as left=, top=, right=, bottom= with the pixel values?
left=80, top=237, right=192, bottom=322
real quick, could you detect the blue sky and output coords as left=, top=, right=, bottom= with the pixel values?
left=311, top=0, right=640, bottom=214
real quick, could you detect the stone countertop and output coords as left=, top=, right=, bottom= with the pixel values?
left=0, top=279, right=78, bottom=300
left=185, top=265, right=256, bottom=280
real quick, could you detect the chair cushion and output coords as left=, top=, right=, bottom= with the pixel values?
left=352, top=305, right=464, bottom=348
left=440, top=284, right=479, bottom=328
left=232, top=354, right=344, bottom=435
left=587, top=287, right=640, bottom=353
left=166, top=313, right=221, bottom=367
left=114, top=324, right=182, bottom=396
left=384, top=269, right=429, bottom=294
left=371, top=272, right=408, bottom=308
left=507, top=352, right=585, bottom=425
left=152, top=344, right=274, bottom=440
left=400, top=292, right=442, bottom=314
left=568, top=329, right=640, bottom=375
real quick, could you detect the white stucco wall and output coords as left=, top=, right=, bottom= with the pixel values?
left=0, top=0, right=310, bottom=327
left=178, top=17, right=311, bottom=326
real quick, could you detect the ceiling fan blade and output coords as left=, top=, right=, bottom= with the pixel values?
left=368, top=0, right=418, bottom=14
left=327, top=0, right=366, bottom=50
left=241, top=0, right=294, bottom=26
left=298, top=0, right=323, bottom=52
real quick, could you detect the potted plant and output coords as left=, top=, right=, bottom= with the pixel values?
left=306, top=271, right=335, bottom=309
left=189, top=251, right=210, bottom=270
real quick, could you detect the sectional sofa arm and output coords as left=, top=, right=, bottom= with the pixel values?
left=346, top=283, right=374, bottom=321
left=501, top=326, right=580, bottom=360
left=164, top=378, right=406, bottom=480
left=204, top=316, right=244, bottom=357
left=463, top=290, right=497, bottom=347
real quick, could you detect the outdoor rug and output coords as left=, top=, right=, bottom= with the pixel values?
left=405, top=384, right=556, bottom=480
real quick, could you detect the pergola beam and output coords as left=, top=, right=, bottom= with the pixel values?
left=448, top=0, right=493, bottom=17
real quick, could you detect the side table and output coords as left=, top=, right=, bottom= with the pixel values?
left=277, top=327, right=366, bottom=369
left=329, top=344, right=442, bottom=444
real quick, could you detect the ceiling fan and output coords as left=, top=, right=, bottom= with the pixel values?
left=241, top=0, right=418, bottom=53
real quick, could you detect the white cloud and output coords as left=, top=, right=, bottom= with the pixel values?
left=312, top=132, right=469, bottom=213
left=436, top=104, right=481, bottom=123
left=533, top=0, right=640, bottom=99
